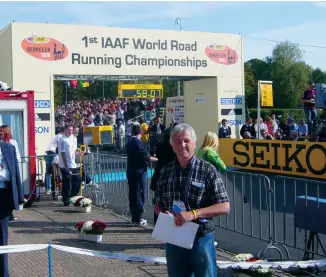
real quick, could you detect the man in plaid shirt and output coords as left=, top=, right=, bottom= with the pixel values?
left=154, top=123, right=230, bottom=277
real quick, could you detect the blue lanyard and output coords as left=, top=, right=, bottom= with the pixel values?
left=173, top=159, right=194, bottom=211
left=174, top=159, right=209, bottom=223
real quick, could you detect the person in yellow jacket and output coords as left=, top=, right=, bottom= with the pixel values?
left=197, top=131, right=226, bottom=173
left=139, top=118, right=149, bottom=143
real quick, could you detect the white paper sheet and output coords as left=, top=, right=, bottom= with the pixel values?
left=152, top=212, right=199, bottom=249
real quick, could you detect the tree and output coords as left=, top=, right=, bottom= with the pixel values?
left=270, top=40, right=303, bottom=64
left=244, top=62, right=256, bottom=108
left=163, top=80, right=182, bottom=100
left=246, top=58, right=271, bottom=81
left=244, top=59, right=272, bottom=108
left=311, top=68, right=326, bottom=83
left=268, top=41, right=312, bottom=108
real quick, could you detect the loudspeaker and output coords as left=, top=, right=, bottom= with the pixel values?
left=315, top=83, right=326, bottom=109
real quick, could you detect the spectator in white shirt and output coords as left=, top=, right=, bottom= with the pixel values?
left=117, top=120, right=126, bottom=151
left=44, top=128, right=64, bottom=195
left=58, top=124, right=82, bottom=206
left=116, top=105, right=124, bottom=123
left=254, top=118, right=268, bottom=139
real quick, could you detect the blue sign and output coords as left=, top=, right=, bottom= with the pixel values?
left=34, top=100, right=50, bottom=108
left=35, top=126, right=49, bottom=134
left=221, top=98, right=242, bottom=105
left=227, top=120, right=242, bottom=126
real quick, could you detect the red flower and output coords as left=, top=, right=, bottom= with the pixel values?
left=75, top=197, right=85, bottom=206
left=75, top=221, right=86, bottom=231
left=246, top=257, right=260, bottom=262
left=92, top=220, right=107, bottom=233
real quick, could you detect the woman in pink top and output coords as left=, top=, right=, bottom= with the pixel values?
left=265, top=117, right=274, bottom=136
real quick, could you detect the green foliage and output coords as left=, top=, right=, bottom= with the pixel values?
left=248, top=108, right=323, bottom=123
left=312, top=68, right=326, bottom=83
left=162, top=80, right=183, bottom=100
left=244, top=62, right=256, bottom=106
left=244, top=41, right=324, bottom=109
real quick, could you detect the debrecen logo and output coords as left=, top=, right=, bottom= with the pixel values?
left=21, top=34, right=68, bottom=61
left=205, top=44, right=238, bottom=65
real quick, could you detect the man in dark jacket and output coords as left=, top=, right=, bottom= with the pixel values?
left=218, top=119, right=231, bottom=138
left=126, top=125, right=157, bottom=226
left=150, top=123, right=178, bottom=225
left=150, top=116, right=166, bottom=150
left=240, top=118, right=256, bottom=138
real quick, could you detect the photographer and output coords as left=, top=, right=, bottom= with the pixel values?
left=301, top=82, right=317, bottom=132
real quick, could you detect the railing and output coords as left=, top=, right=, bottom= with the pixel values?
left=85, top=153, right=155, bottom=206
left=215, top=171, right=272, bottom=243
left=270, top=175, right=326, bottom=259
left=19, top=155, right=48, bottom=200
left=85, top=153, right=326, bottom=260
left=20, top=152, right=326, bottom=260
left=18, top=153, right=106, bottom=204
left=104, top=131, right=165, bottom=154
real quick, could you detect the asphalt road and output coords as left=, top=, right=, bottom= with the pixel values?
left=86, top=152, right=326, bottom=261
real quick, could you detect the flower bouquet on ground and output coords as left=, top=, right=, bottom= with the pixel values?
left=232, top=253, right=270, bottom=274
left=75, top=220, right=107, bottom=242
left=69, top=196, right=92, bottom=212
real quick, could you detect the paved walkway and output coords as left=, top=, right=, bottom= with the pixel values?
left=8, top=196, right=246, bottom=277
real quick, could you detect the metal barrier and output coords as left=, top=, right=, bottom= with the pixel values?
left=19, top=155, right=47, bottom=200
left=86, top=154, right=279, bottom=257
left=19, top=152, right=326, bottom=260
left=88, top=153, right=326, bottom=260
left=18, top=153, right=106, bottom=204
left=110, top=131, right=165, bottom=154
left=215, top=170, right=291, bottom=260
left=270, top=175, right=326, bottom=260
left=216, top=171, right=272, bottom=241
left=86, top=153, right=156, bottom=212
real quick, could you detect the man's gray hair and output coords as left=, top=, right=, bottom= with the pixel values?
left=170, top=123, right=197, bottom=144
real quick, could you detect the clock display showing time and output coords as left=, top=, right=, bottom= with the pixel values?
left=118, top=84, right=163, bottom=98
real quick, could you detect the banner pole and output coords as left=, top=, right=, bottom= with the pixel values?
left=48, top=242, right=53, bottom=277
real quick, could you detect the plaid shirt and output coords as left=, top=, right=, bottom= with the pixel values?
left=154, top=156, right=229, bottom=212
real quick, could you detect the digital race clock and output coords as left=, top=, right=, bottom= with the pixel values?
left=118, top=84, right=163, bottom=98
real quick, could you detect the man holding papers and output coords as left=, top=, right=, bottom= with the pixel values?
left=154, top=123, right=230, bottom=277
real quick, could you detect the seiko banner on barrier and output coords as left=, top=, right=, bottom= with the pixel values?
left=219, top=139, right=326, bottom=179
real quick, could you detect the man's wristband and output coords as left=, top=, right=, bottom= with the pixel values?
left=192, top=210, right=197, bottom=220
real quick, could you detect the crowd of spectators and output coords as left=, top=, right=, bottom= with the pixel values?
left=54, top=97, right=162, bottom=129
left=218, top=114, right=322, bottom=142
left=219, top=82, right=325, bottom=142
